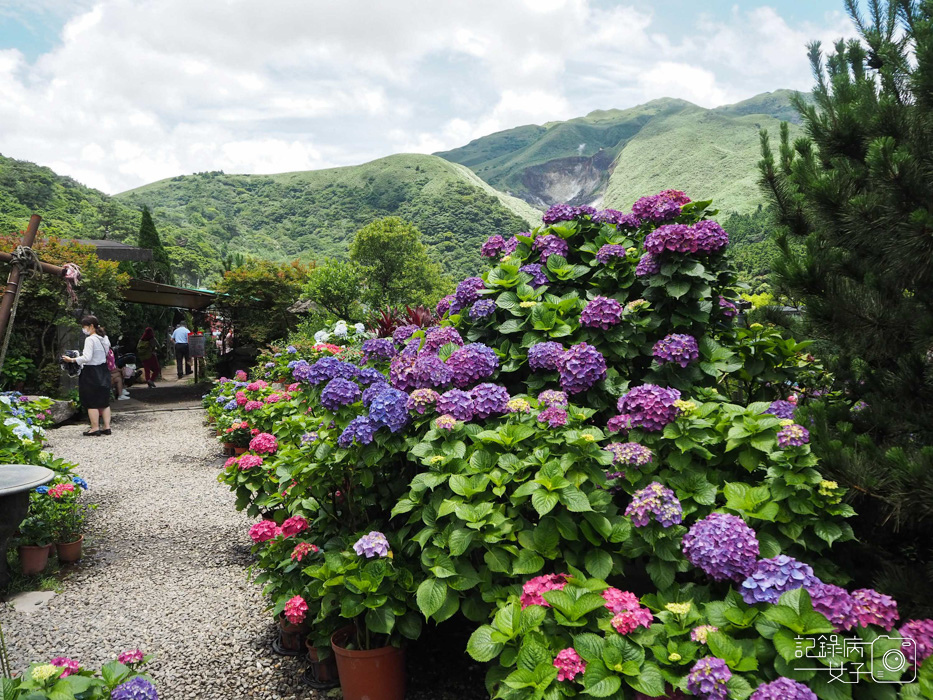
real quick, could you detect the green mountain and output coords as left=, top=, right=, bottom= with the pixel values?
left=437, top=90, right=802, bottom=214
left=115, top=154, right=539, bottom=283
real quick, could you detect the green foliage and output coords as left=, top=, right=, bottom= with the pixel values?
left=302, top=259, right=366, bottom=321
left=136, top=205, right=173, bottom=283
left=3, top=654, right=157, bottom=699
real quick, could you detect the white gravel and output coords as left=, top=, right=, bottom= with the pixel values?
left=1, top=408, right=319, bottom=699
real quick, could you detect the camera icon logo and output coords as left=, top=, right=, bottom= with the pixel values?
left=870, top=636, right=916, bottom=683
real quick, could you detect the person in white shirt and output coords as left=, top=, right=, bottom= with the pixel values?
left=61, top=314, right=113, bottom=436
left=171, top=322, right=193, bottom=378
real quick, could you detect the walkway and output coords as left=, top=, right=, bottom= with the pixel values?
left=1, top=408, right=312, bottom=699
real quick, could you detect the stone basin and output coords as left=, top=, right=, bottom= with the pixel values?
left=0, top=464, right=55, bottom=588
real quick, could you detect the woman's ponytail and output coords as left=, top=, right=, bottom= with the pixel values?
left=79, top=314, right=104, bottom=336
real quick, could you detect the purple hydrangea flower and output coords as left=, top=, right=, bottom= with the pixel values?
left=481, top=234, right=507, bottom=257
left=434, top=414, right=458, bottom=431
left=851, top=589, right=900, bottom=630
left=542, top=204, right=595, bottom=225
left=632, top=189, right=690, bottom=223
left=534, top=234, right=569, bottom=262
left=301, top=432, right=319, bottom=445
left=538, top=406, right=568, bottom=428
left=290, top=359, right=311, bottom=382
left=357, top=367, right=386, bottom=386
left=682, top=512, right=759, bottom=581
left=765, top=400, right=796, bottom=420
left=607, top=414, right=634, bottom=433
left=455, top=277, right=486, bottom=306
left=306, top=356, right=341, bottom=384
left=593, top=209, right=640, bottom=229
left=750, top=678, right=817, bottom=700
left=899, top=619, right=933, bottom=667
left=286, top=345, right=297, bottom=354
left=645, top=223, right=698, bottom=255
left=605, top=442, right=653, bottom=466
left=470, top=383, right=510, bottom=419
left=407, top=388, right=439, bottom=414
left=264, top=362, right=274, bottom=369
left=411, top=354, right=453, bottom=389
left=368, top=387, right=410, bottom=432
left=653, top=334, right=700, bottom=368
left=470, top=299, right=497, bottom=319
left=424, top=326, right=464, bottom=353
left=393, top=324, right=419, bottom=345
left=538, top=390, right=568, bottom=407
left=694, top=220, right=729, bottom=253
left=777, top=423, right=810, bottom=448
left=580, top=296, right=623, bottom=329
left=446, top=343, right=499, bottom=388
left=331, top=361, right=361, bottom=381
left=595, top=244, right=627, bottom=264
left=111, top=677, right=159, bottom=700
left=437, top=389, right=474, bottom=421
left=320, top=378, right=361, bottom=410
left=616, top=384, right=681, bottom=431
left=740, top=555, right=819, bottom=605
left=502, top=236, right=519, bottom=255
left=557, top=342, right=607, bottom=394
left=528, top=342, right=564, bottom=372
left=389, top=353, right=417, bottom=391
left=520, top=263, right=549, bottom=287
left=362, top=382, right=389, bottom=407
left=806, top=582, right=858, bottom=631
left=686, top=657, right=731, bottom=700
left=362, top=338, right=397, bottom=363
left=719, top=297, right=738, bottom=318
left=338, top=416, right=376, bottom=447
left=625, top=482, right=683, bottom=527
left=635, top=253, right=661, bottom=277
left=353, top=531, right=390, bottom=558
left=436, top=294, right=456, bottom=317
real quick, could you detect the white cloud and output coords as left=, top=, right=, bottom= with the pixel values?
left=0, top=0, right=857, bottom=193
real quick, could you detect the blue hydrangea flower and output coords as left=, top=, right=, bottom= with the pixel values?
left=740, top=555, right=819, bottom=605
left=368, top=387, right=410, bottom=433
left=110, top=677, right=159, bottom=700
left=72, top=477, right=88, bottom=490
left=338, top=416, right=376, bottom=447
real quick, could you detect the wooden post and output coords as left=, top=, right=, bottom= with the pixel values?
left=0, top=215, right=42, bottom=345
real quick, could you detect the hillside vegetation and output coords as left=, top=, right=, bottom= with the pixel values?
left=438, top=90, right=802, bottom=214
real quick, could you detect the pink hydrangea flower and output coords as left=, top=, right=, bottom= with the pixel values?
left=520, top=574, right=569, bottom=609
left=224, top=456, right=238, bottom=469
left=280, top=516, right=308, bottom=537
left=244, top=400, right=263, bottom=412
left=602, top=587, right=641, bottom=613
left=291, top=542, right=319, bottom=561
left=50, top=657, right=80, bottom=677
left=237, top=454, right=264, bottom=470
left=284, top=595, right=308, bottom=625
left=235, top=391, right=248, bottom=406
left=264, top=393, right=283, bottom=404
left=117, top=649, right=144, bottom=665
left=246, top=380, right=268, bottom=391
left=49, top=483, right=76, bottom=498
left=249, top=520, right=279, bottom=543
left=553, top=648, right=585, bottom=682
left=234, top=370, right=248, bottom=381
left=611, top=606, right=654, bottom=634
left=249, top=432, right=278, bottom=454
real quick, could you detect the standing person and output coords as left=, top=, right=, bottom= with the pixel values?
left=61, top=315, right=113, bottom=436
left=101, top=326, right=130, bottom=401
left=137, top=327, right=160, bottom=388
left=172, top=321, right=192, bottom=379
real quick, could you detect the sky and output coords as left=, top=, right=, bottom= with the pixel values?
left=0, top=0, right=857, bottom=194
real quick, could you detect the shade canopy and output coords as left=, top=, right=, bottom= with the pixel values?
left=124, top=279, right=217, bottom=309
left=73, top=239, right=154, bottom=262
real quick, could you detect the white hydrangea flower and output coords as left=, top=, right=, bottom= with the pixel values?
left=354, top=323, right=365, bottom=334
left=314, top=330, right=329, bottom=343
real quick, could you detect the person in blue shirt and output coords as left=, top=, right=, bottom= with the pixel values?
left=171, top=322, right=193, bottom=379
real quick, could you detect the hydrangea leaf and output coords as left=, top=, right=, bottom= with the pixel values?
left=467, top=625, right=504, bottom=662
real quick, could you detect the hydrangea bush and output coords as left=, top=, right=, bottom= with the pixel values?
left=202, top=193, right=932, bottom=696
left=3, top=651, right=157, bottom=699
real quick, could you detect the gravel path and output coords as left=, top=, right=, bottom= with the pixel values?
left=1, top=408, right=316, bottom=699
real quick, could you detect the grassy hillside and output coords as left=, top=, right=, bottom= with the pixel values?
left=437, top=91, right=802, bottom=214
left=116, top=154, right=538, bottom=284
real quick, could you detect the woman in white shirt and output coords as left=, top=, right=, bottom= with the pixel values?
left=61, top=315, right=113, bottom=436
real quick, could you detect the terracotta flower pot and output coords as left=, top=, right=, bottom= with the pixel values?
left=56, top=535, right=84, bottom=562
left=222, top=441, right=235, bottom=455
left=306, top=638, right=339, bottom=688
left=331, top=626, right=405, bottom=700
left=234, top=446, right=248, bottom=456
left=18, top=544, right=52, bottom=575
left=275, top=614, right=309, bottom=654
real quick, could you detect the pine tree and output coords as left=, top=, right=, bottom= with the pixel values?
left=137, top=205, right=174, bottom=284
left=759, top=0, right=933, bottom=615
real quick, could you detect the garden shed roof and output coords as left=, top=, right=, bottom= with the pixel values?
left=123, top=279, right=216, bottom=309
left=73, top=239, right=154, bottom=262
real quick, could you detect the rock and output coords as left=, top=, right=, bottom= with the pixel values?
left=8, top=590, right=56, bottom=613
left=44, top=398, right=76, bottom=425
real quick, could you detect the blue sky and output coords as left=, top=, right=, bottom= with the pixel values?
left=0, top=0, right=857, bottom=193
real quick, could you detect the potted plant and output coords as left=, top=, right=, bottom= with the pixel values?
left=303, top=531, right=421, bottom=700
left=222, top=421, right=254, bottom=455
left=16, top=492, right=55, bottom=575
left=48, top=477, right=94, bottom=562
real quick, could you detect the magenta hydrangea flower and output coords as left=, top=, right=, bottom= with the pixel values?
left=249, top=432, right=278, bottom=454
left=581, top=296, right=624, bottom=329
left=553, top=648, right=586, bottom=682
left=611, top=606, right=654, bottom=634
left=616, top=384, right=682, bottom=431
left=605, top=442, right=652, bottom=466
left=520, top=263, right=549, bottom=287
left=645, top=223, right=698, bottom=255
left=682, top=512, right=759, bottom=581
left=765, top=400, right=796, bottom=420
left=806, top=582, right=857, bottom=631
left=424, top=326, right=464, bottom=353
left=353, top=531, right=390, bottom=558
left=694, top=220, right=729, bottom=253
left=362, top=338, right=397, bottom=363
left=653, top=334, right=700, bottom=368
left=635, top=252, right=661, bottom=277
left=50, top=657, right=80, bottom=676
left=686, top=657, right=731, bottom=700
left=777, top=423, right=810, bottom=448
left=558, top=342, right=607, bottom=394
left=237, top=454, right=264, bottom=470
left=284, top=595, right=308, bottom=625
left=470, top=383, right=510, bottom=419
left=280, top=516, right=308, bottom=538
left=446, top=343, right=499, bottom=388
left=407, top=388, right=439, bottom=414
left=338, top=416, right=376, bottom=447
left=528, top=342, right=565, bottom=372
left=851, top=589, right=899, bottom=630
left=718, top=297, right=738, bottom=318
left=534, top=234, right=569, bottom=262
left=607, top=414, right=634, bottom=433
left=595, top=244, right=628, bottom=264
left=470, top=299, right=497, bottom=319
left=321, top=377, right=362, bottom=411
left=249, top=520, right=279, bottom=543
left=625, top=482, right=683, bottom=527
left=602, top=588, right=641, bottom=613
left=436, top=294, right=456, bottom=317
left=455, top=277, right=486, bottom=306
left=632, top=190, right=689, bottom=223
left=437, top=389, right=474, bottom=422
left=741, top=556, right=819, bottom=605
left=593, top=209, right=640, bottom=228
left=434, top=414, right=458, bottom=431
left=520, top=573, right=569, bottom=608
left=538, top=390, right=568, bottom=407
left=537, top=406, right=568, bottom=428
left=411, top=354, right=453, bottom=389
left=750, top=678, right=817, bottom=700
left=899, top=619, right=933, bottom=667
left=481, top=234, right=507, bottom=257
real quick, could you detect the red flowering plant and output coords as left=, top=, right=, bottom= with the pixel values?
left=221, top=421, right=253, bottom=447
